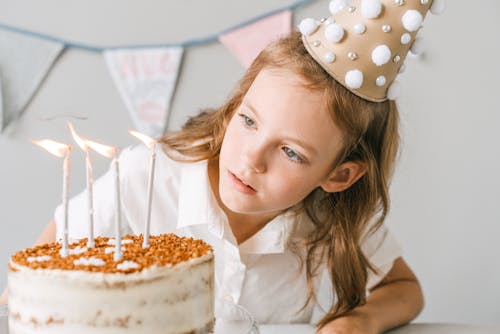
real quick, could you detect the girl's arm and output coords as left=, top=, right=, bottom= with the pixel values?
left=0, top=219, right=57, bottom=305
left=318, top=257, right=424, bottom=334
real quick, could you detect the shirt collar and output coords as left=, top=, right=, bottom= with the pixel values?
left=238, top=212, right=290, bottom=254
left=239, top=206, right=315, bottom=254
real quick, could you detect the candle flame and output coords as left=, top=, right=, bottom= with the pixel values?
left=129, top=130, right=157, bottom=148
left=33, top=140, right=72, bottom=158
left=68, top=122, right=88, bottom=151
left=86, top=139, right=117, bottom=158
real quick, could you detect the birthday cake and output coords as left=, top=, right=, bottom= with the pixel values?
left=7, top=234, right=214, bottom=334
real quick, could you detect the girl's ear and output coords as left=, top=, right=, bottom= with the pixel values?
left=320, top=161, right=367, bottom=193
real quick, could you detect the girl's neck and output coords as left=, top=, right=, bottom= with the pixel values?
left=207, top=158, right=277, bottom=245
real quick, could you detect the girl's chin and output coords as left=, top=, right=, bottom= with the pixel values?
left=219, top=193, right=285, bottom=218
left=219, top=193, right=262, bottom=214
left=220, top=195, right=253, bottom=213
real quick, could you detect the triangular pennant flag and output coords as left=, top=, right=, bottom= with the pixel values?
left=105, top=48, right=183, bottom=137
left=0, top=29, right=64, bottom=132
left=219, top=10, right=292, bottom=68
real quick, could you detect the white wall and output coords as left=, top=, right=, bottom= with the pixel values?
left=1, top=0, right=499, bottom=325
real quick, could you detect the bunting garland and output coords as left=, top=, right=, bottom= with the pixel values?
left=105, top=48, right=183, bottom=137
left=219, top=10, right=293, bottom=68
left=0, top=0, right=314, bottom=136
left=0, top=29, right=64, bottom=132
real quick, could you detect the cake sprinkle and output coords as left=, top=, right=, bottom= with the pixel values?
left=10, top=234, right=213, bottom=274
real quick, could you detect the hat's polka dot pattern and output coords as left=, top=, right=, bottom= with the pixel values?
left=345, top=70, right=364, bottom=89
left=299, top=18, right=320, bottom=36
left=324, top=23, right=345, bottom=42
left=330, top=0, right=349, bottom=15
left=402, top=9, right=423, bottom=32
left=354, top=23, right=367, bottom=34
left=324, top=52, right=337, bottom=63
left=361, top=0, right=383, bottom=19
left=302, top=0, right=443, bottom=100
left=372, top=44, right=392, bottom=66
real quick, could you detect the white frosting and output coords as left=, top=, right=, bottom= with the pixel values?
left=73, top=257, right=106, bottom=267
left=107, top=239, right=133, bottom=245
left=69, top=246, right=88, bottom=255
left=116, top=261, right=139, bottom=271
left=27, top=255, right=52, bottom=263
left=8, top=253, right=214, bottom=334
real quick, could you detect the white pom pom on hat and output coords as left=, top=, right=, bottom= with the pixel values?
left=361, top=0, right=383, bottom=19
left=401, top=33, right=412, bottom=45
left=371, top=45, right=392, bottom=66
left=329, top=0, right=350, bottom=15
left=375, top=75, right=386, bottom=87
left=298, top=18, right=320, bottom=36
left=324, top=52, right=336, bottom=63
left=345, top=70, right=364, bottom=89
left=354, top=23, right=367, bottom=34
left=324, top=23, right=345, bottom=43
left=402, top=10, right=423, bottom=32
left=430, top=0, right=446, bottom=15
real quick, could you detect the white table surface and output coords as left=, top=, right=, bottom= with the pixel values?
left=259, top=323, right=500, bottom=334
left=1, top=314, right=499, bottom=334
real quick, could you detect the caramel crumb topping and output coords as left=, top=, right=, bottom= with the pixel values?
left=11, top=234, right=212, bottom=274
left=46, top=316, right=64, bottom=325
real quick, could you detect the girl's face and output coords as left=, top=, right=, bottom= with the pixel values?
left=218, top=68, right=344, bottom=216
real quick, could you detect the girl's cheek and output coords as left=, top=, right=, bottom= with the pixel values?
left=272, top=171, right=305, bottom=191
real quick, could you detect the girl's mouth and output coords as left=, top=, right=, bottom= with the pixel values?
left=227, top=170, right=257, bottom=194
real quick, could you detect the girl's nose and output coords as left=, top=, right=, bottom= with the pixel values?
left=242, top=144, right=267, bottom=174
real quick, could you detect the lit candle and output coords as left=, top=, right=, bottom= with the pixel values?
left=129, top=130, right=157, bottom=248
left=86, top=140, right=122, bottom=261
left=68, top=122, right=95, bottom=248
left=33, top=139, right=72, bottom=257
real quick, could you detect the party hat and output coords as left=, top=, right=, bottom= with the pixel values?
left=299, top=0, right=445, bottom=102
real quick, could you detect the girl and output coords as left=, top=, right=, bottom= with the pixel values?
left=2, top=0, right=436, bottom=332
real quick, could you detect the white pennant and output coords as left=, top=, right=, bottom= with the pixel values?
left=0, top=29, right=64, bottom=133
left=105, top=48, right=183, bottom=137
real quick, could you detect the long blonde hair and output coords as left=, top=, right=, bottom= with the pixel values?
left=160, top=32, right=399, bottom=328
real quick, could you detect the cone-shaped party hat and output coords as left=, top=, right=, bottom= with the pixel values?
left=299, top=0, right=445, bottom=102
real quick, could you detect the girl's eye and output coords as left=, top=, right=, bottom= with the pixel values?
left=239, top=114, right=256, bottom=128
left=282, top=147, right=304, bottom=164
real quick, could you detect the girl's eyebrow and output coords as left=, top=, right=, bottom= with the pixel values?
left=242, top=100, right=318, bottom=156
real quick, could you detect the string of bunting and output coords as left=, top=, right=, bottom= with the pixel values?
left=0, top=0, right=315, bottom=136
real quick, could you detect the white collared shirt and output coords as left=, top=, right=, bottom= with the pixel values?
left=55, top=144, right=402, bottom=324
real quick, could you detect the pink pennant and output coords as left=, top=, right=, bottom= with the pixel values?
left=219, top=10, right=292, bottom=68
